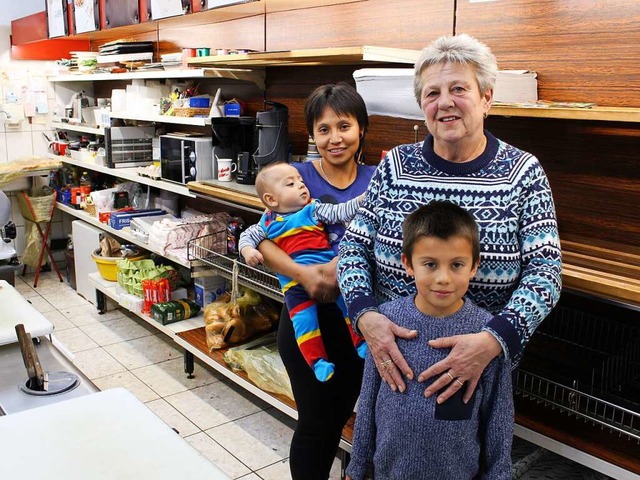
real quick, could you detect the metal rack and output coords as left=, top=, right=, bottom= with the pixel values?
left=515, top=301, right=640, bottom=443
left=188, top=232, right=283, bottom=302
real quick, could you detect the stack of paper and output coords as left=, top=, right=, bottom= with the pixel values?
left=493, top=70, right=538, bottom=103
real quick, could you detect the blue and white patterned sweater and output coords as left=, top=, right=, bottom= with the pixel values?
left=337, top=132, right=562, bottom=366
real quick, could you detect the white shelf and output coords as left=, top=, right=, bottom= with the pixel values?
left=52, top=121, right=105, bottom=135
left=51, top=154, right=195, bottom=198
left=48, top=68, right=265, bottom=89
left=56, top=203, right=190, bottom=268
left=88, top=273, right=204, bottom=337
left=88, top=272, right=298, bottom=419
left=109, top=111, right=212, bottom=126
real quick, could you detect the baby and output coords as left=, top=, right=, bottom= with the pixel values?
left=239, top=162, right=366, bottom=382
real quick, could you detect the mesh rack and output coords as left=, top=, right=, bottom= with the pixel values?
left=515, top=300, right=640, bottom=442
left=188, top=232, right=283, bottom=302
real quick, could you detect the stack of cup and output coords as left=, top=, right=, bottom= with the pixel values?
left=305, top=136, right=321, bottom=161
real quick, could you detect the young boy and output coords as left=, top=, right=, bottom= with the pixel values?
left=346, top=201, right=513, bottom=480
left=239, top=162, right=367, bottom=382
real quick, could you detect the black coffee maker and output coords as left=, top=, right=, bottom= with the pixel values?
left=254, top=101, right=289, bottom=169
left=211, top=117, right=257, bottom=184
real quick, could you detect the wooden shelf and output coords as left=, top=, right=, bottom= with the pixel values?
left=175, top=326, right=356, bottom=450
left=188, top=46, right=421, bottom=68
left=490, top=105, right=640, bottom=123
left=52, top=154, right=195, bottom=198
left=48, top=68, right=265, bottom=89
left=188, top=180, right=263, bottom=210
left=515, top=397, right=640, bottom=477
left=188, top=179, right=640, bottom=310
left=56, top=203, right=190, bottom=268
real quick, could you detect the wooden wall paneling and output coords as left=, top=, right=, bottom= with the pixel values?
left=266, top=0, right=454, bottom=51
left=159, top=0, right=264, bottom=27
left=266, top=0, right=365, bottom=13
left=485, top=116, right=640, bottom=249
left=456, top=0, right=640, bottom=107
left=263, top=65, right=429, bottom=162
left=157, top=14, right=265, bottom=55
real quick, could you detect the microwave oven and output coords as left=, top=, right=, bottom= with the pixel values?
left=160, top=135, right=213, bottom=184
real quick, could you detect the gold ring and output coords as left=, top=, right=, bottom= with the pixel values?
left=379, top=359, right=393, bottom=368
left=455, top=379, right=464, bottom=387
left=446, top=371, right=454, bottom=381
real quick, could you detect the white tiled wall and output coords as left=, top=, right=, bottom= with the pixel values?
left=0, top=25, right=64, bottom=265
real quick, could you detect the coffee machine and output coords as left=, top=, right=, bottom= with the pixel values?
left=254, top=102, right=289, bottom=169
left=211, top=117, right=257, bottom=184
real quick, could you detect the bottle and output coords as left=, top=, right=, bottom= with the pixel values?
left=79, top=171, right=91, bottom=201
left=226, top=217, right=245, bottom=255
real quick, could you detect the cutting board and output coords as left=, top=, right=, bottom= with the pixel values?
left=0, top=280, right=54, bottom=345
left=0, top=388, right=230, bottom=479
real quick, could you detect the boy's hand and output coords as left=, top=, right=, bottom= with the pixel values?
left=241, top=247, right=264, bottom=267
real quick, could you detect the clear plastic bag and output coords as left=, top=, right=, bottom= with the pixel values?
left=224, top=338, right=294, bottom=401
left=204, top=289, right=279, bottom=350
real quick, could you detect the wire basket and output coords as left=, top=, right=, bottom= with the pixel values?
left=516, top=297, right=640, bottom=441
left=188, top=232, right=283, bottom=302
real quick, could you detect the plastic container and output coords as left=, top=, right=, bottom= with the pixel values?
left=91, top=248, right=147, bottom=282
left=189, top=97, right=211, bottom=108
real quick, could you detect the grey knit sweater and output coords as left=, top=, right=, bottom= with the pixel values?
left=346, top=296, right=514, bottom=480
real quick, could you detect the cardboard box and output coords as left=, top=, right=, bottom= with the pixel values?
left=194, top=276, right=227, bottom=307
left=109, top=209, right=166, bottom=230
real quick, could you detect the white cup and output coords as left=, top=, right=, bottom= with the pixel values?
left=217, top=158, right=237, bottom=182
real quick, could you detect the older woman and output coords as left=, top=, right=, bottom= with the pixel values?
left=338, top=34, right=562, bottom=404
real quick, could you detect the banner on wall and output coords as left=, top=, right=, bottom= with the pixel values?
left=74, top=0, right=100, bottom=34
left=205, top=0, right=257, bottom=10
left=46, top=0, right=68, bottom=38
left=149, top=0, right=190, bottom=19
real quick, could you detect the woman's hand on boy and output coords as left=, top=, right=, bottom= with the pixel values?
left=358, top=311, right=418, bottom=393
left=419, top=331, right=502, bottom=404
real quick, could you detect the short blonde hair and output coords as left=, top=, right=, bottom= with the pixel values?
left=413, top=33, right=498, bottom=104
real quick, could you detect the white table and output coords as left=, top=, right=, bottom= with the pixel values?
left=0, top=388, right=230, bottom=479
left=0, top=279, right=54, bottom=345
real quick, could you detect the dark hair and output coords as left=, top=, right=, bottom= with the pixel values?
left=402, top=201, right=480, bottom=266
left=304, top=83, right=369, bottom=163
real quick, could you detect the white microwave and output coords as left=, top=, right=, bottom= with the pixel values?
left=160, top=135, right=213, bottom=184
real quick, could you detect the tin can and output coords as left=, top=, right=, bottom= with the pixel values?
left=226, top=217, right=245, bottom=255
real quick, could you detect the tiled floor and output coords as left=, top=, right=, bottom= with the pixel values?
left=14, top=271, right=342, bottom=480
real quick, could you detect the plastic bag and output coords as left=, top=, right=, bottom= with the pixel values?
left=224, top=340, right=294, bottom=401
left=18, top=191, right=57, bottom=268
left=204, top=289, right=279, bottom=350
left=21, top=223, right=44, bottom=267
